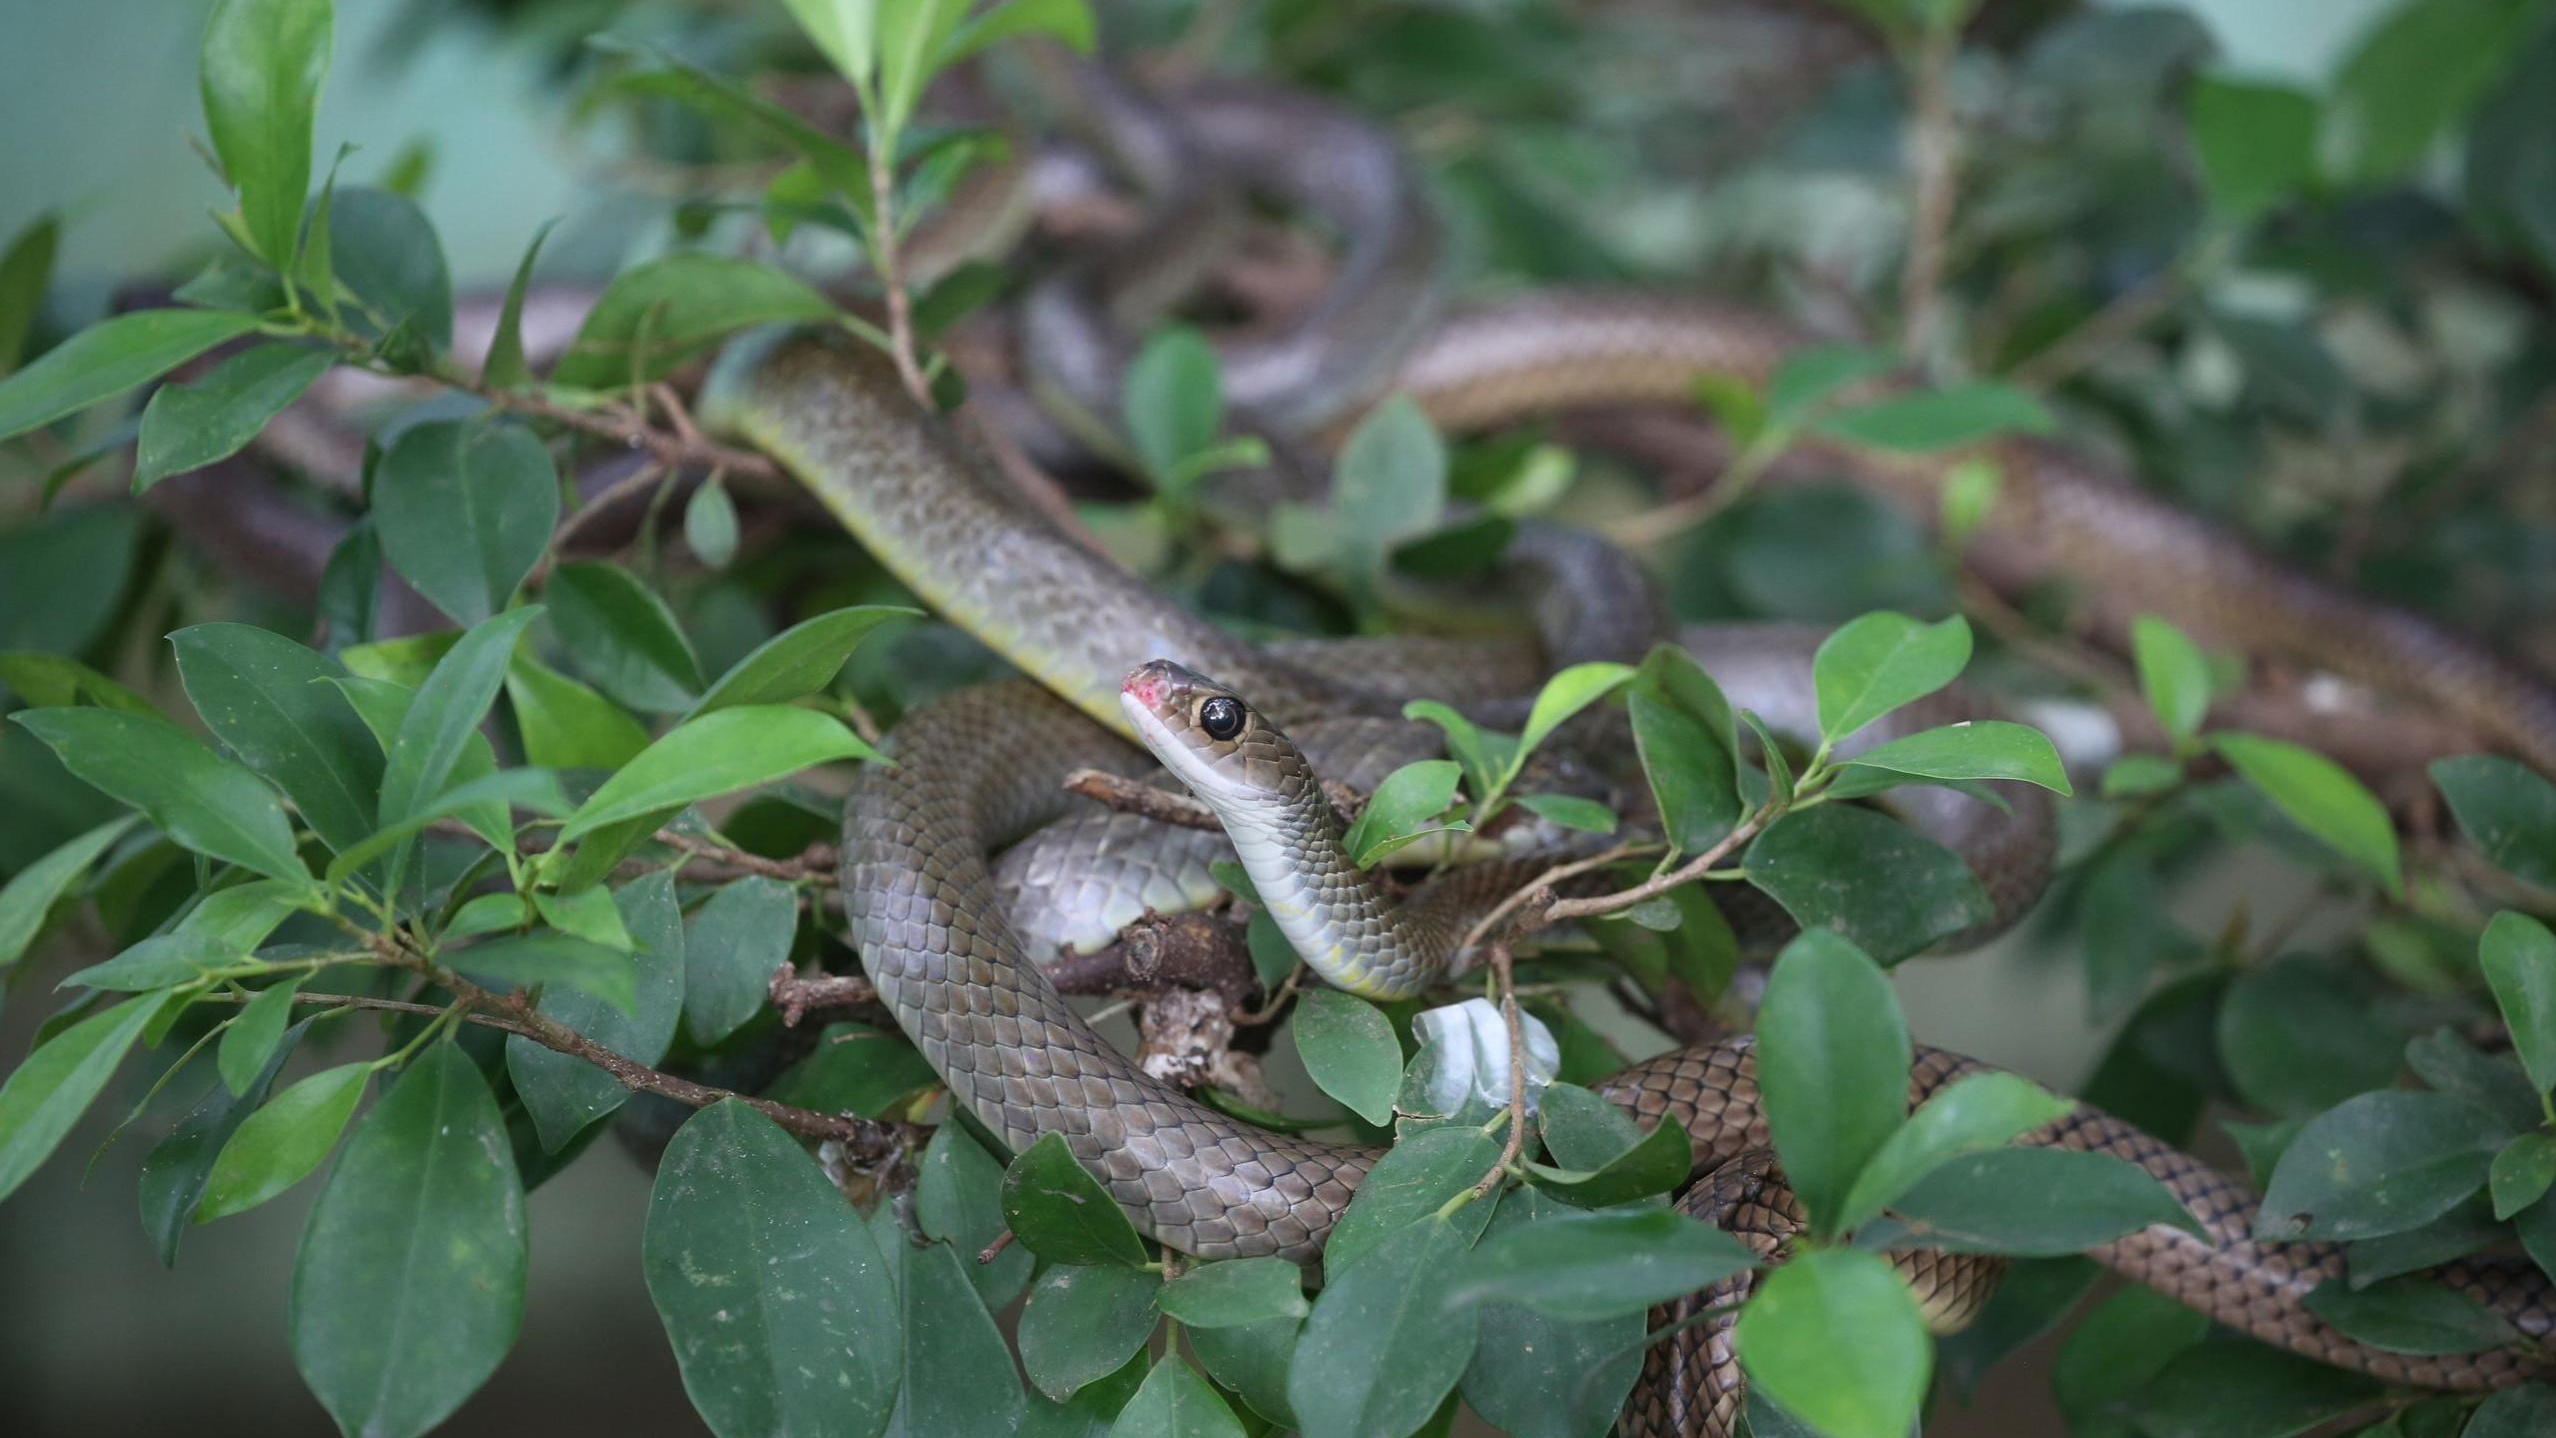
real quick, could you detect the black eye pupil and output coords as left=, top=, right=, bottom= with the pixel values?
left=1200, top=697, right=1244, bottom=740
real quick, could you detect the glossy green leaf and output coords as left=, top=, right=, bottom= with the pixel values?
left=1326, top=1125, right=1503, bottom=1278
left=450, top=934, right=634, bottom=1013
left=548, top=560, right=702, bottom=712
left=1522, top=1093, right=1690, bottom=1210
left=1735, top=1246, right=1929, bottom=1438
left=1834, top=1071, right=2072, bottom=1233
left=644, top=1100, right=900, bottom=1438
left=2327, top=0, right=2537, bottom=184
left=170, top=622, right=382, bottom=855
left=2130, top=615, right=2213, bottom=745
left=198, top=0, right=330, bottom=269
left=884, top=1234, right=1026, bottom=1437
left=1125, top=326, right=1223, bottom=486
left=1834, top=720, right=2071, bottom=795
left=916, top=1120, right=1035, bottom=1308
left=1451, top=1188, right=1643, bottom=1438
left=1158, top=1257, right=1308, bottom=1329
left=1020, top=1348, right=1147, bottom=1438
left=683, top=874, right=796, bottom=1045
left=1811, top=612, right=1972, bottom=743
left=551, top=254, right=835, bottom=390
left=2209, top=732, right=2402, bottom=895
left=0, top=649, right=162, bottom=717
left=13, top=707, right=308, bottom=885
left=2256, top=1091, right=2509, bottom=1242
left=2493, top=1132, right=2556, bottom=1220
left=2304, top=1274, right=2519, bottom=1354
left=1752, top=930, right=1910, bottom=1235
left=1514, top=662, right=1636, bottom=765
left=1766, top=345, right=1894, bottom=428
left=1288, top=1215, right=1479, bottom=1438
left=938, top=0, right=1096, bottom=69
left=1886, top=1147, right=2204, bottom=1255
left=1333, top=396, right=1448, bottom=584
left=140, top=1015, right=309, bottom=1266
left=374, top=420, right=559, bottom=625
left=0, top=308, right=262, bottom=443
left=874, top=0, right=970, bottom=136
left=1814, top=382, right=2052, bottom=451
left=1187, top=1315, right=1300, bottom=1430
left=1744, top=803, right=1991, bottom=965
left=507, top=872, right=685, bottom=1150
left=1292, top=990, right=1404, bottom=1127
left=505, top=658, right=650, bottom=771
left=133, top=342, right=333, bottom=490
left=197, top=1060, right=368, bottom=1221
left=558, top=705, right=879, bottom=841
left=0, top=814, right=137, bottom=970
left=691, top=605, right=915, bottom=714
left=2404, top=1029, right=2542, bottom=1135
left=318, top=186, right=453, bottom=353
left=0, top=991, right=167, bottom=1205
left=1513, top=792, right=1616, bottom=834
left=1444, top=1204, right=1752, bottom=1320
left=2187, top=75, right=2319, bottom=223
left=763, top=1022, right=940, bottom=1118
left=375, top=607, right=541, bottom=838
left=2127, top=1341, right=2380, bottom=1438
left=0, top=212, right=56, bottom=376
left=290, top=1044, right=526, bottom=1438
left=1341, top=760, right=1465, bottom=868
left=1628, top=645, right=1742, bottom=851
left=479, top=218, right=555, bottom=392
left=217, top=975, right=306, bottom=1096
left=320, top=766, right=566, bottom=889
left=2051, top=1285, right=2208, bottom=1436
left=2483, top=911, right=2556, bottom=1096
left=1001, top=1131, right=1151, bottom=1268
left=2471, top=1385, right=2556, bottom=1438
left=1110, top=1355, right=1242, bottom=1438
left=60, top=931, right=232, bottom=991
left=1018, top=1262, right=1161, bottom=1402
left=2432, top=756, right=2556, bottom=889
left=2217, top=956, right=2402, bottom=1115
left=684, top=474, right=740, bottom=568
left=1401, top=699, right=1513, bottom=810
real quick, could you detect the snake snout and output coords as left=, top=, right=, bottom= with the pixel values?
left=1121, top=659, right=1213, bottom=714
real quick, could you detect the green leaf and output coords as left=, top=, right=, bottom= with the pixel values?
left=374, top=420, right=560, bottom=626
left=0, top=814, right=137, bottom=970
left=1885, top=1147, right=2204, bottom=1255
left=1522, top=1091, right=1690, bottom=1209
left=1124, top=326, right=1223, bottom=488
left=938, top=0, right=1096, bottom=69
left=2471, top=1385, right=2556, bottom=1438
left=479, top=218, right=555, bottom=392
left=0, top=650, right=162, bottom=717
left=0, top=213, right=57, bottom=376
left=885, top=1231, right=1027, bottom=1436
left=560, top=705, right=877, bottom=842
left=1288, top=1216, right=1479, bottom=1438
left=1452, top=1186, right=1644, bottom=1438
left=13, top=707, right=308, bottom=885
left=1834, top=1071, right=2072, bottom=1233
left=2484, top=911, right=2556, bottom=1096
left=1018, top=1263, right=1162, bottom=1402
left=604, top=48, right=871, bottom=211
left=1743, top=804, right=1992, bottom=964
left=1292, top=990, right=1403, bottom=1127
left=219, top=975, right=306, bottom=1096
left=685, top=475, right=740, bottom=568
left=1326, top=1125, right=1503, bottom=1278
left=2493, top=1132, right=2556, bottom=1219
left=290, top=1045, right=525, bottom=1438
left=1937, top=456, right=2002, bottom=551
left=691, top=605, right=914, bottom=714
left=1513, top=792, right=1616, bottom=834
left=2304, top=1274, right=2519, bottom=1355
left=1001, top=1131, right=1152, bottom=1268
left=2051, top=1285, right=2208, bottom=1436
left=1734, top=1246, right=1929, bottom=1438
left=643, top=1100, right=899, bottom=1438
left=0, top=308, right=262, bottom=444
left=915, top=1121, right=1035, bottom=1308
left=133, top=342, right=333, bottom=490
left=2406, top=1028, right=2543, bottom=1136
left=2209, top=732, right=2403, bottom=895
left=1752, top=931, right=1910, bottom=1235
left=1515, top=662, right=1635, bottom=767
left=1814, top=382, right=2053, bottom=451
left=375, top=606, right=543, bottom=886
left=681, top=874, right=795, bottom=1045
left=2432, top=756, right=2556, bottom=888
left=2127, top=1341, right=2380, bottom=1438
left=505, top=658, right=650, bottom=771
left=198, top=0, right=331, bottom=270
left=0, top=991, right=167, bottom=1205
left=197, top=1060, right=368, bottom=1220
left=2327, top=0, right=2537, bottom=185
left=549, top=560, right=704, bottom=712
left=1333, top=396, right=1448, bottom=587
left=320, top=767, right=566, bottom=890
left=60, top=931, right=232, bottom=991
left=2256, top=1090, right=2509, bottom=1242
left=551, top=255, right=835, bottom=391
left=1157, top=1257, right=1309, bottom=1329
left=2131, top=615, right=2214, bottom=746
left=1443, top=1205, right=1752, bottom=1320
left=451, top=934, right=635, bottom=1013
left=1765, top=345, right=1895, bottom=429
left=1188, top=1316, right=1300, bottom=1430
left=1341, top=760, right=1465, bottom=868
left=317, top=187, right=454, bottom=355
left=1400, top=700, right=1513, bottom=812
left=875, top=0, right=970, bottom=136
left=1812, top=612, right=1972, bottom=743
left=506, top=872, right=685, bottom=1150
left=2187, top=75, right=2320, bottom=224
left=170, top=622, right=382, bottom=856
left=1834, top=720, right=2071, bottom=796
left=763, top=1023, right=940, bottom=1118
left=140, top=1015, right=310, bottom=1265
left=2216, top=956, right=2403, bottom=1115
left=1629, top=652, right=1743, bottom=851
left=1108, top=1355, right=1242, bottom=1438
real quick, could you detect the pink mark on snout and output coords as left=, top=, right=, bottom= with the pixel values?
left=1122, top=667, right=1164, bottom=708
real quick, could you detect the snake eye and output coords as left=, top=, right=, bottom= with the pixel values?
left=1198, top=696, right=1245, bottom=741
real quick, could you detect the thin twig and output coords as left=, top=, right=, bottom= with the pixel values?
left=771, top=963, right=879, bottom=1026
left=868, top=143, right=933, bottom=407
left=656, top=830, right=837, bottom=883
left=1065, top=768, right=1223, bottom=832
left=1456, top=842, right=1645, bottom=956
left=1469, top=939, right=1530, bottom=1200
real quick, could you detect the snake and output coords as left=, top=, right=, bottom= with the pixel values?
left=703, top=322, right=2556, bottom=1433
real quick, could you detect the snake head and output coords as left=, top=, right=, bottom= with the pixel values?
left=1120, top=661, right=1304, bottom=809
